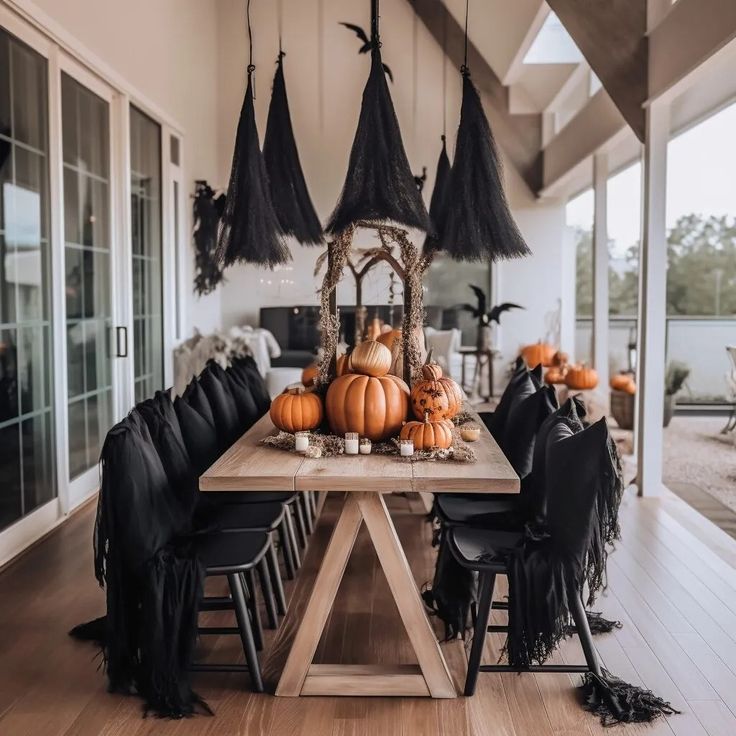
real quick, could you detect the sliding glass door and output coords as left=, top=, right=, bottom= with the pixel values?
left=0, top=28, right=55, bottom=531
left=130, top=107, right=163, bottom=403
left=61, top=72, right=114, bottom=483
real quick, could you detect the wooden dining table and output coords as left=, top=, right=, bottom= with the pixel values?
left=200, top=412, right=519, bottom=698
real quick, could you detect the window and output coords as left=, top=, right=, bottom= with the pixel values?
left=566, top=188, right=593, bottom=362
left=524, top=12, right=583, bottom=65
left=0, top=28, right=55, bottom=530
left=130, top=106, right=163, bottom=403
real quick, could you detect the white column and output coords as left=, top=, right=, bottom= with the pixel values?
left=592, top=152, right=610, bottom=401
left=635, top=102, right=670, bottom=496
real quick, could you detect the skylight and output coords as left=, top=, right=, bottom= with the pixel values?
left=523, top=12, right=583, bottom=65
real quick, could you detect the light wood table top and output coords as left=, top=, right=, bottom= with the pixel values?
left=199, top=412, right=519, bottom=495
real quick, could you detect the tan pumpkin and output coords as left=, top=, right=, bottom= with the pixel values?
left=410, top=363, right=463, bottom=421
left=610, top=372, right=634, bottom=392
left=544, top=367, right=567, bottom=385
left=564, top=363, right=599, bottom=390
left=400, top=413, right=454, bottom=450
left=301, top=362, right=319, bottom=387
left=325, top=373, right=409, bottom=441
left=349, top=339, right=392, bottom=377
left=376, top=328, right=402, bottom=350
left=520, top=341, right=557, bottom=368
left=269, top=384, right=324, bottom=433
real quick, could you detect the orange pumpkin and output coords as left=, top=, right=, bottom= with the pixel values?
left=410, top=363, right=463, bottom=421
left=564, top=363, right=599, bottom=391
left=623, top=380, right=636, bottom=395
left=270, top=384, right=324, bottom=433
left=544, top=367, right=567, bottom=385
left=400, top=413, right=453, bottom=450
left=520, top=341, right=557, bottom=368
left=610, top=372, right=634, bottom=392
left=377, top=328, right=402, bottom=350
left=552, top=351, right=569, bottom=367
left=336, top=354, right=350, bottom=377
left=301, top=363, right=319, bottom=387
left=349, top=339, right=392, bottom=377
left=325, top=373, right=409, bottom=441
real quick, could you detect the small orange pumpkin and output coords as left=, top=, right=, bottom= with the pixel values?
left=564, top=363, right=599, bottom=391
left=269, top=384, right=324, bottom=433
left=610, top=372, right=634, bottom=392
left=376, top=328, right=402, bottom=350
left=410, top=362, right=463, bottom=421
left=301, top=363, right=319, bottom=387
left=325, top=373, right=409, bottom=441
left=623, top=380, right=636, bottom=395
left=552, top=351, right=569, bottom=367
left=349, top=339, right=392, bottom=377
left=520, top=341, right=557, bottom=368
left=544, top=367, right=567, bottom=385
left=400, top=413, right=454, bottom=450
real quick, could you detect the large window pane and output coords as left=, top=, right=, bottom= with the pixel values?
left=566, top=188, right=593, bottom=361
left=62, top=73, right=112, bottom=480
left=130, top=106, right=163, bottom=402
left=0, top=29, right=54, bottom=531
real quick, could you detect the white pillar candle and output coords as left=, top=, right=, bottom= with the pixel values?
left=400, top=439, right=414, bottom=457
left=359, top=440, right=372, bottom=455
left=344, top=432, right=359, bottom=455
left=294, top=431, right=309, bottom=453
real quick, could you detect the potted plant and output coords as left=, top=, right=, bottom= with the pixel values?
left=663, top=361, right=690, bottom=427
left=459, top=285, right=524, bottom=351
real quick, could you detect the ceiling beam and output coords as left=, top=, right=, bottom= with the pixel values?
left=409, top=0, right=543, bottom=193
left=546, top=0, right=647, bottom=142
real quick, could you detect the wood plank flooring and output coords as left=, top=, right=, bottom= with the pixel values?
left=2, top=488, right=736, bottom=735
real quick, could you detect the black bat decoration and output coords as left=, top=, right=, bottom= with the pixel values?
left=457, top=284, right=524, bottom=325
left=340, top=21, right=393, bottom=82
left=414, top=166, right=427, bottom=193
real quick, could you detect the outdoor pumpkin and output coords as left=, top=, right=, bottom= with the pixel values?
left=400, top=413, right=453, bottom=450
left=544, top=367, right=567, bottom=385
left=564, top=363, right=599, bottom=390
left=610, top=372, right=634, bottom=392
left=269, top=384, right=324, bottom=433
left=325, top=373, right=409, bottom=441
left=520, top=341, right=556, bottom=368
left=349, top=339, right=392, bottom=377
left=410, top=362, right=463, bottom=420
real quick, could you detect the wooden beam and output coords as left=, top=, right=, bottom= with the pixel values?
left=547, top=0, right=648, bottom=142
left=648, top=0, right=736, bottom=103
left=409, top=0, right=543, bottom=193
left=635, top=102, right=669, bottom=497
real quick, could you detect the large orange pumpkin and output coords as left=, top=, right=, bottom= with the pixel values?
left=349, top=339, right=392, bottom=377
left=610, top=372, right=634, bottom=392
left=410, top=363, right=463, bottom=421
left=520, top=341, right=557, bottom=368
left=325, top=373, right=409, bottom=441
left=270, top=384, right=324, bottom=433
left=565, top=363, right=599, bottom=390
left=400, top=413, right=454, bottom=450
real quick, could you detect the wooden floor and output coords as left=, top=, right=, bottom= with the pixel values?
left=3, top=489, right=736, bottom=735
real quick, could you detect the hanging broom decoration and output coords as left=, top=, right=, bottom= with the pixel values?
left=192, top=180, right=226, bottom=296
left=263, top=50, right=323, bottom=245
left=327, top=0, right=430, bottom=235
left=217, top=0, right=290, bottom=268
left=422, top=135, right=451, bottom=255
left=441, top=1, right=530, bottom=262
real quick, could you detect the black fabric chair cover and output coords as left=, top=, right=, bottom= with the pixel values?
left=209, top=361, right=259, bottom=430
left=230, top=355, right=271, bottom=417
left=487, top=367, right=535, bottom=444
left=182, top=379, right=215, bottom=426
left=529, top=363, right=544, bottom=389
left=174, top=395, right=219, bottom=477
left=199, top=365, right=241, bottom=449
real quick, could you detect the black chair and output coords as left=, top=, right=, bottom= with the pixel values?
left=449, top=418, right=611, bottom=696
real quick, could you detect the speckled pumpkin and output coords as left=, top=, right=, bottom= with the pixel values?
left=399, top=414, right=454, bottom=450
left=269, top=384, right=324, bottom=433
left=410, top=363, right=463, bottom=421
left=325, top=373, right=409, bottom=441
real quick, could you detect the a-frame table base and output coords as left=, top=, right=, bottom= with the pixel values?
left=268, top=492, right=457, bottom=698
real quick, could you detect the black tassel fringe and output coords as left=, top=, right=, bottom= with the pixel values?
left=192, top=181, right=226, bottom=296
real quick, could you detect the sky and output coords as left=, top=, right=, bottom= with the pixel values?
left=566, top=101, right=736, bottom=259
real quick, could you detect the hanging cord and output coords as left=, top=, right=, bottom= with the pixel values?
left=246, top=0, right=256, bottom=97
left=442, top=0, right=447, bottom=139
left=412, top=0, right=418, bottom=128
left=371, top=0, right=381, bottom=49
left=277, top=0, right=283, bottom=55
left=461, top=0, right=469, bottom=77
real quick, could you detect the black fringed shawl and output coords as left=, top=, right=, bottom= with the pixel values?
left=93, top=412, right=205, bottom=717
left=192, top=181, right=226, bottom=296
left=442, top=71, right=530, bottom=262
left=217, top=71, right=290, bottom=268
left=326, top=44, right=430, bottom=234
left=263, top=53, right=323, bottom=245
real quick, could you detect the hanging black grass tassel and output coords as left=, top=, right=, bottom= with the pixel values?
left=217, top=70, right=290, bottom=268
left=442, top=71, right=531, bottom=262
left=565, top=610, right=622, bottom=636
left=192, top=181, right=226, bottom=296
left=263, top=53, right=323, bottom=245
left=581, top=668, right=679, bottom=725
left=422, top=136, right=451, bottom=255
left=326, top=13, right=430, bottom=234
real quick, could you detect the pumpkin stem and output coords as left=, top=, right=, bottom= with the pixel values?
left=424, top=347, right=434, bottom=366
left=424, top=410, right=430, bottom=423
left=287, top=383, right=306, bottom=395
